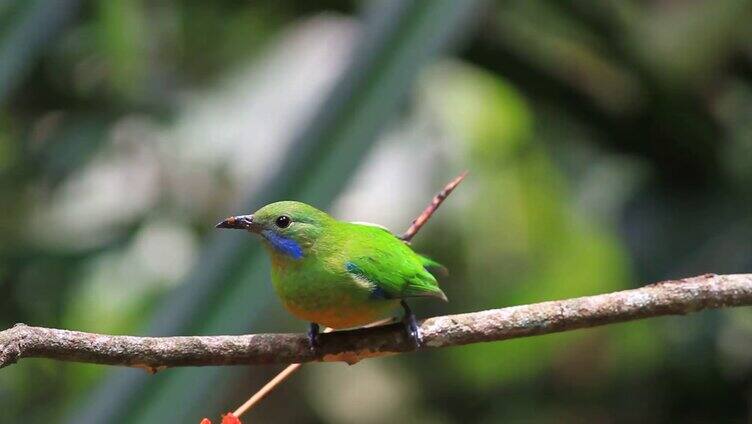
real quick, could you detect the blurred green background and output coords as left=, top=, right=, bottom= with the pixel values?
left=2, top=0, right=752, bottom=422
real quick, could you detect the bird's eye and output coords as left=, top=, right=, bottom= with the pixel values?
left=275, top=215, right=291, bottom=228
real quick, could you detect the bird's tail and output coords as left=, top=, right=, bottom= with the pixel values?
left=419, top=254, right=449, bottom=278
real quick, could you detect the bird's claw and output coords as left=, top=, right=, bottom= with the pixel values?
left=405, top=315, right=423, bottom=347
left=308, top=322, right=320, bottom=352
left=401, top=300, right=422, bottom=348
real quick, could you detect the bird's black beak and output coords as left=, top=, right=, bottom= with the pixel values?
left=215, top=214, right=256, bottom=231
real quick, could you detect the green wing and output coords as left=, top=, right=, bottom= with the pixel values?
left=419, top=255, right=449, bottom=279
left=343, top=225, right=447, bottom=301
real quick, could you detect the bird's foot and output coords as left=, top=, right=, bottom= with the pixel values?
left=401, top=300, right=423, bottom=348
left=308, top=322, right=320, bottom=352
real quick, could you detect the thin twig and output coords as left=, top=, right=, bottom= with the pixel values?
left=231, top=173, right=468, bottom=417
left=234, top=364, right=302, bottom=417
left=2, top=273, right=751, bottom=369
left=401, top=171, right=467, bottom=242
left=231, top=328, right=333, bottom=418
left=233, top=319, right=395, bottom=418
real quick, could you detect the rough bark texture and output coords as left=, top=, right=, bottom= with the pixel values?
left=1, top=273, right=750, bottom=370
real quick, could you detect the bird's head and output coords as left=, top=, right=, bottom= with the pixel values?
left=216, top=201, right=333, bottom=260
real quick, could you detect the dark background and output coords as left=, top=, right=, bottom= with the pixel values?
left=1, top=1, right=751, bottom=422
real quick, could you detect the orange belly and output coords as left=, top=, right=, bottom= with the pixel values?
left=284, top=299, right=399, bottom=329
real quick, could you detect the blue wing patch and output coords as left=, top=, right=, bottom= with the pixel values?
left=262, top=230, right=303, bottom=259
left=369, top=286, right=391, bottom=300
left=345, top=261, right=392, bottom=300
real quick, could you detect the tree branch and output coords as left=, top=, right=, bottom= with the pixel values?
left=2, top=273, right=750, bottom=370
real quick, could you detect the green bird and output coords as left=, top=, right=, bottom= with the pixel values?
left=216, top=201, right=447, bottom=347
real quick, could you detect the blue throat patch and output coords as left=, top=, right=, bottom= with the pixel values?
left=262, top=230, right=303, bottom=259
